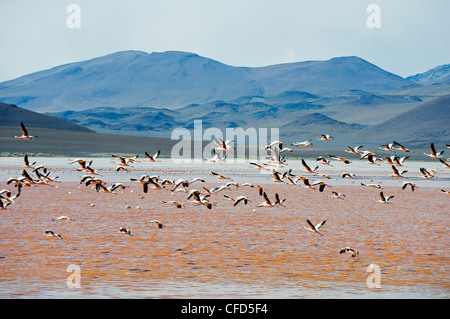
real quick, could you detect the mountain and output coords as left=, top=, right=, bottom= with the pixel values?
left=0, top=51, right=418, bottom=112
left=249, top=56, right=417, bottom=97
left=406, top=64, right=450, bottom=85
left=0, top=102, right=94, bottom=132
left=45, top=92, right=335, bottom=138
left=280, top=112, right=366, bottom=141
left=353, top=94, right=450, bottom=146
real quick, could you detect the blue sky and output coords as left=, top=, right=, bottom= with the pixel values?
left=0, top=0, right=449, bottom=82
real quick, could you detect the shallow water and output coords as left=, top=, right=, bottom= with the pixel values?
left=0, top=157, right=449, bottom=298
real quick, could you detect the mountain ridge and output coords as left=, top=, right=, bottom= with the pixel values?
left=0, top=102, right=94, bottom=133
left=406, top=64, right=450, bottom=85
left=0, top=50, right=419, bottom=112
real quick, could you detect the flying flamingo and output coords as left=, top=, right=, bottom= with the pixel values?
left=15, top=122, right=37, bottom=140
left=145, top=150, right=161, bottom=162
left=377, top=191, right=394, bottom=203
left=423, top=143, right=444, bottom=159
left=303, top=219, right=326, bottom=236
left=316, top=134, right=333, bottom=141
left=393, top=141, right=414, bottom=153
left=339, top=247, right=359, bottom=257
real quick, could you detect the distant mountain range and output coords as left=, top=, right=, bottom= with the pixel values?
left=406, top=64, right=450, bottom=85
left=0, top=50, right=449, bottom=148
left=43, top=94, right=449, bottom=147
left=0, top=50, right=418, bottom=112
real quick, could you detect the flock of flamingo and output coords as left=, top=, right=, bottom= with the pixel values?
left=2, top=122, right=450, bottom=258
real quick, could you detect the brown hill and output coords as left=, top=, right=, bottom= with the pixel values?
left=353, top=94, right=450, bottom=147
left=0, top=102, right=94, bottom=132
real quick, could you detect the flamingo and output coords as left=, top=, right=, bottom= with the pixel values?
left=0, top=199, right=11, bottom=209
left=265, top=140, right=285, bottom=151
left=249, top=162, right=269, bottom=171
left=303, top=219, right=326, bottom=236
left=21, top=170, right=36, bottom=185
left=418, top=167, right=436, bottom=180
left=316, top=134, right=333, bottom=141
left=162, top=200, right=184, bottom=208
left=390, top=165, right=407, bottom=178
left=233, top=195, right=251, bottom=206
left=282, top=168, right=296, bottom=179
left=205, top=185, right=229, bottom=194
left=273, top=193, right=286, bottom=207
left=43, top=230, right=62, bottom=239
left=96, top=182, right=125, bottom=193
left=240, top=183, right=264, bottom=196
left=299, top=177, right=316, bottom=190
left=265, top=147, right=286, bottom=166
left=223, top=194, right=236, bottom=202
left=310, top=181, right=329, bottom=192
left=367, top=153, right=381, bottom=165
left=391, top=156, right=409, bottom=167
left=0, top=185, right=21, bottom=204
left=385, top=156, right=394, bottom=165
left=339, top=247, right=359, bottom=257
left=7, top=176, right=27, bottom=188
left=112, top=155, right=132, bottom=167
left=377, top=191, right=394, bottom=203
left=214, top=137, right=234, bottom=152
left=170, top=178, right=190, bottom=191
left=393, top=141, right=414, bottom=153
left=15, top=122, right=37, bottom=140
left=210, top=171, right=232, bottom=180
left=81, top=175, right=104, bottom=187
left=345, top=145, right=363, bottom=154
left=70, top=159, right=98, bottom=175
left=360, top=182, right=382, bottom=189
left=119, top=227, right=133, bottom=236
left=23, top=154, right=36, bottom=168
left=301, top=159, right=318, bottom=174
left=145, top=150, right=160, bottom=162
left=316, top=156, right=332, bottom=166
left=342, top=172, right=356, bottom=179
left=52, top=215, right=75, bottom=221
left=284, top=176, right=297, bottom=185
left=205, top=148, right=226, bottom=163
left=0, top=190, right=11, bottom=199
left=257, top=192, right=275, bottom=208
left=223, top=195, right=250, bottom=206
left=402, top=182, right=418, bottom=192
left=279, top=147, right=295, bottom=153
left=190, top=177, right=206, bottom=184
left=0, top=185, right=21, bottom=208
left=291, top=140, right=314, bottom=148
left=379, top=144, right=396, bottom=152
left=329, top=155, right=351, bottom=164
left=423, top=143, right=444, bottom=159
left=331, top=191, right=346, bottom=199
left=147, top=220, right=164, bottom=229
left=131, top=175, right=152, bottom=193
left=438, top=159, right=450, bottom=169
left=187, top=190, right=213, bottom=209
left=270, top=170, right=284, bottom=183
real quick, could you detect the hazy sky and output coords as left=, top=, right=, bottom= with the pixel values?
left=1, top=0, right=449, bottom=82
